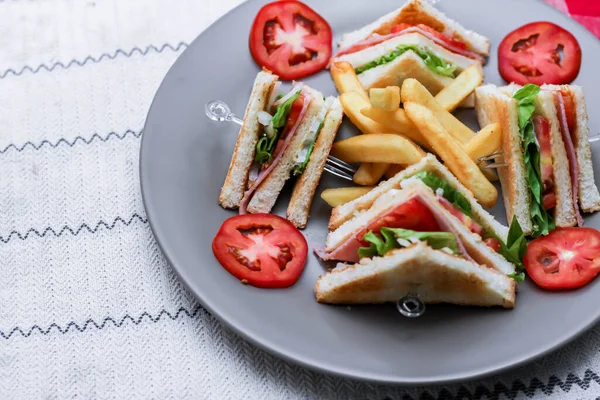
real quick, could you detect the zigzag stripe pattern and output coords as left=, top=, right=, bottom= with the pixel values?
left=0, top=213, right=147, bottom=244
left=0, top=305, right=203, bottom=340
left=1, top=302, right=599, bottom=398
left=0, top=42, right=188, bottom=79
left=0, top=129, right=141, bottom=154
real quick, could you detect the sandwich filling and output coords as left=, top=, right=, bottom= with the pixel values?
left=337, top=24, right=485, bottom=63
left=317, top=191, right=472, bottom=263
left=553, top=90, right=583, bottom=226
left=293, top=97, right=334, bottom=176
left=354, top=44, right=458, bottom=77
left=513, top=84, right=583, bottom=236
left=239, top=85, right=312, bottom=214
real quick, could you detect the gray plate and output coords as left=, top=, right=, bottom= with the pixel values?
left=140, top=0, right=600, bottom=385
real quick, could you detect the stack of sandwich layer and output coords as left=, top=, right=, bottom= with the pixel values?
left=316, top=156, right=517, bottom=309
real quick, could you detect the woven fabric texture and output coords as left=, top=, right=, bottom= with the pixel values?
left=2, top=0, right=600, bottom=398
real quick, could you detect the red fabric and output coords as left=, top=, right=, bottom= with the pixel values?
left=544, top=0, right=600, bottom=39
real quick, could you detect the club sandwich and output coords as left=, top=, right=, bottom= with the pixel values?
left=219, top=69, right=344, bottom=228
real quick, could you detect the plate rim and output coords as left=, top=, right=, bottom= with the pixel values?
left=140, top=0, right=600, bottom=385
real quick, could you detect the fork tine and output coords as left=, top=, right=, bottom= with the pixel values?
left=324, top=164, right=355, bottom=181
left=478, top=151, right=505, bottom=163
left=326, top=155, right=356, bottom=174
left=482, top=162, right=508, bottom=169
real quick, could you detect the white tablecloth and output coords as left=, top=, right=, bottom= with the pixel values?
left=2, top=0, right=600, bottom=398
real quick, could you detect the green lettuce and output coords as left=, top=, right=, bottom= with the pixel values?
left=412, top=171, right=472, bottom=217
left=497, top=217, right=528, bottom=281
left=358, top=227, right=459, bottom=259
left=254, top=90, right=301, bottom=167
left=513, top=84, right=554, bottom=237
left=293, top=120, right=325, bottom=176
left=354, top=45, right=458, bottom=78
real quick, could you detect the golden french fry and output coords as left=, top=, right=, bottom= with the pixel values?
left=340, top=92, right=388, bottom=135
left=330, top=62, right=369, bottom=101
left=354, top=163, right=390, bottom=186
left=401, top=79, right=475, bottom=144
left=332, top=134, right=425, bottom=164
left=385, top=164, right=405, bottom=180
left=465, top=123, right=502, bottom=162
left=404, top=102, right=498, bottom=207
left=369, top=87, right=401, bottom=111
left=359, top=107, right=428, bottom=148
left=434, top=65, right=483, bottom=112
left=321, top=187, right=375, bottom=207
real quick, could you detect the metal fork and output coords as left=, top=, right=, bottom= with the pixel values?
left=477, top=135, right=600, bottom=169
left=205, top=100, right=356, bottom=181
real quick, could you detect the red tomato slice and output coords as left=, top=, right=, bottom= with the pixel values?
left=560, top=89, right=577, bottom=135
left=390, top=23, right=413, bottom=34
left=362, top=197, right=440, bottom=239
left=249, top=1, right=332, bottom=80
left=524, top=227, right=600, bottom=290
left=484, top=237, right=502, bottom=252
left=498, top=21, right=582, bottom=85
left=534, top=116, right=555, bottom=209
left=212, top=214, right=308, bottom=288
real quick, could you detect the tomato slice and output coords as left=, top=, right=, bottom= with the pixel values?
left=483, top=237, right=502, bottom=252
left=524, top=227, right=600, bottom=290
left=249, top=1, right=332, bottom=80
left=362, top=197, right=440, bottom=239
left=498, top=22, right=582, bottom=85
left=560, top=89, right=577, bottom=135
left=212, top=214, right=308, bottom=288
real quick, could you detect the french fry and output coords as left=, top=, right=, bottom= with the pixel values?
left=401, top=79, right=475, bottom=144
left=354, top=163, right=390, bottom=186
left=404, top=102, right=498, bottom=207
left=465, top=123, right=502, bottom=162
left=340, top=92, right=388, bottom=135
left=434, top=65, right=483, bottom=112
left=369, top=87, right=401, bottom=111
left=359, top=107, right=428, bottom=148
left=332, top=134, right=425, bottom=164
left=321, top=187, right=375, bottom=207
left=330, top=62, right=369, bottom=101
left=385, top=164, right=405, bottom=180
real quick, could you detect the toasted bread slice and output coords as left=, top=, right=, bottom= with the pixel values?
left=329, top=154, right=509, bottom=240
left=287, top=97, right=344, bottom=229
left=475, top=85, right=533, bottom=235
left=338, top=0, right=490, bottom=56
left=542, top=84, right=600, bottom=213
left=246, top=93, right=326, bottom=214
left=219, top=70, right=278, bottom=209
left=315, top=242, right=515, bottom=308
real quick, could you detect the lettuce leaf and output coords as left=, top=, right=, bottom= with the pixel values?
left=254, top=91, right=301, bottom=167
left=513, top=84, right=554, bottom=237
left=496, top=216, right=528, bottom=280
left=411, top=171, right=472, bottom=217
left=358, top=227, right=459, bottom=259
left=354, top=45, right=458, bottom=78
left=292, top=120, right=325, bottom=176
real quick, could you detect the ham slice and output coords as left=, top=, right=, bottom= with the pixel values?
left=239, top=91, right=312, bottom=214
left=554, top=92, right=583, bottom=226
left=316, top=193, right=474, bottom=263
left=335, top=27, right=486, bottom=64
